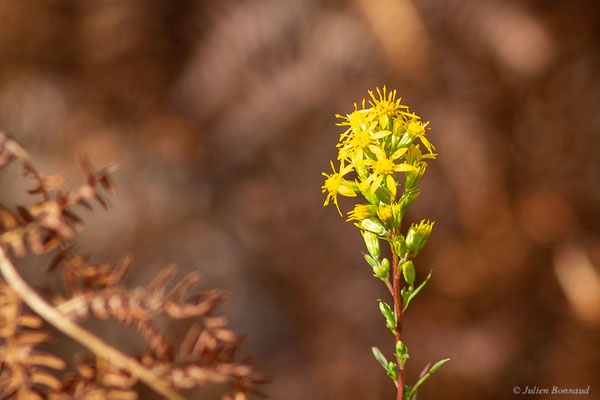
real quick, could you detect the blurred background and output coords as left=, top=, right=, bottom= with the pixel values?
left=0, top=0, right=599, bottom=399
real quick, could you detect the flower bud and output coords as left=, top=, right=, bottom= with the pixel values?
left=364, top=254, right=379, bottom=269
left=376, top=204, right=393, bottom=227
left=360, top=218, right=386, bottom=236
left=377, top=258, right=390, bottom=280
left=377, top=203, right=403, bottom=229
left=396, top=340, right=407, bottom=357
left=387, top=361, right=399, bottom=381
left=406, top=220, right=434, bottom=252
left=400, top=189, right=420, bottom=213
left=396, top=340, right=409, bottom=368
left=347, top=204, right=377, bottom=222
left=405, top=162, right=427, bottom=190
left=392, top=236, right=407, bottom=258
left=401, top=260, right=415, bottom=284
left=378, top=300, right=397, bottom=331
left=362, top=231, right=381, bottom=259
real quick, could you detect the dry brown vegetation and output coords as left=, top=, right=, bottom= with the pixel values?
left=0, top=133, right=265, bottom=400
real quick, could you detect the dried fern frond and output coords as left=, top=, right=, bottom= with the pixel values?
left=0, top=133, right=266, bottom=399
left=0, top=283, right=65, bottom=400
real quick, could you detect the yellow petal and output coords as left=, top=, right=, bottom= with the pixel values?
left=379, top=114, right=389, bottom=129
left=386, top=175, right=397, bottom=199
left=369, top=145, right=386, bottom=160
left=390, top=147, right=408, bottom=160
left=372, top=130, right=392, bottom=139
left=420, top=136, right=436, bottom=153
left=370, top=175, right=384, bottom=194
left=394, top=163, right=417, bottom=172
left=338, top=185, right=357, bottom=197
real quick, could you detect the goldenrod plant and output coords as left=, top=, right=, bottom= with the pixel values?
left=322, top=88, right=449, bottom=400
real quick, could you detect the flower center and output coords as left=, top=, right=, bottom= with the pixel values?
left=324, top=173, right=342, bottom=193
left=374, top=158, right=395, bottom=174
left=353, top=131, right=371, bottom=148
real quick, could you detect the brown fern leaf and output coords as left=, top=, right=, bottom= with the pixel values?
left=0, top=284, right=65, bottom=399
left=53, top=355, right=138, bottom=400
left=0, top=133, right=29, bottom=168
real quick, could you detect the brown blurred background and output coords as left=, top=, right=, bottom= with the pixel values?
left=1, top=0, right=599, bottom=399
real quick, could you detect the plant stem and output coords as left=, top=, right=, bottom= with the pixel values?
left=0, top=247, right=184, bottom=400
left=391, top=243, right=404, bottom=400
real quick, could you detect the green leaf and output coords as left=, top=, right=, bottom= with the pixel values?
left=403, top=270, right=432, bottom=311
left=371, top=347, right=388, bottom=371
left=387, top=361, right=399, bottom=381
left=404, top=385, right=413, bottom=399
left=406, top=358, right=450, bottom=399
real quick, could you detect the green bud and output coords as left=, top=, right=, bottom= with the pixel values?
left=378, top=300, right=397, bottom=332
left=392, top=203, right=403, bottom=228
left=406, top=219, right=434, bottom=252
left=396, top=340, right=407, bottom=357
left=362, top=231, right=381, bottom=259
left=372, top=257, right=390, bottom=281
left=405, top=162, right=427, bottom=189
left=404, top=144, right=423, bottom=165
left=401, top=260, right=415, bottom=284
left=396, top=340, right=409, bottom=368
left=400, top=189, right=420, bottom=213
left=360, top=218, right=386, bottom=236
left=392, top=236, right=407, bottom=258
left=364, top=254, right=379, bottom=269
left=387, top=361, right=399, bottom=381
left=381, top=258, right=390, bottom=275
left=398, top=131, right=416, bottom=147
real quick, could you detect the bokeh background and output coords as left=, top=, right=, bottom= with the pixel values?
left=1, top=0, right=599, bottom=399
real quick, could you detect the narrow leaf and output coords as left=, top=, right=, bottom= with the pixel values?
left=407, top=358, right=450, bottom=399
left=371, top=347, right=388, bottom=371
left=403, top=270, right=432, bottom=311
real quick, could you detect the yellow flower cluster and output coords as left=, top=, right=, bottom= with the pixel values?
left=322, top=87, right=447, bottom=397
left=322, top=87, right=436, bottom=221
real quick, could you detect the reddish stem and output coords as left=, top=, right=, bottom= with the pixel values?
left=391, top=245, right=404, bottom=400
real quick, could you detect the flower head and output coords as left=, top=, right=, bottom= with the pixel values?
left=363, top=146, right=415, bottom=195
left=368, top=87, right=410, bottom=129
left=322, top=160, right=357, bottom=216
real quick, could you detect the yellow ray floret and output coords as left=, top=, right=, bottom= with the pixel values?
left=322, top=160, right=357, bottom=216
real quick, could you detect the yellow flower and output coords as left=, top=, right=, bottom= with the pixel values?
left=346, top=204, right=378, bottom=221
left=406, top=119, right=436, bottom=154
left=322, top=160, right=357, bottom=216
left=337, top=109, right=375, bottom=135
left=368, top=87, right=410, bottom=129
left=363, top=146, right=415, bottom=195
left=337, top=125, right=392, bottom=164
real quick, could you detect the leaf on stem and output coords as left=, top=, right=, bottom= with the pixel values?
left=406, top=358, right=450, bottom=399
left=402, top=270, right=432, bottom=311
left=371, top=347, right=389, bottom=371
